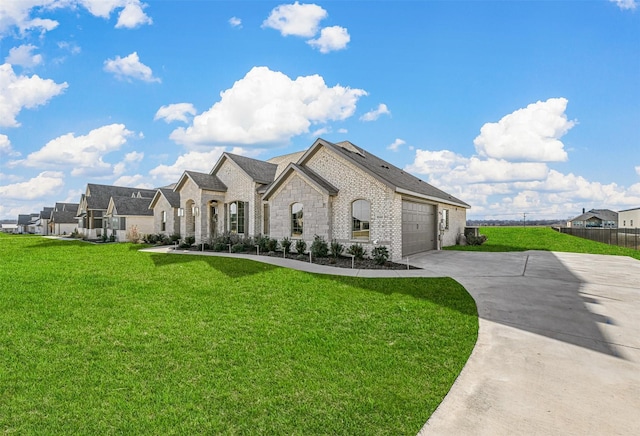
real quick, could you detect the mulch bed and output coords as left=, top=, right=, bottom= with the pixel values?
left=177, top=247, right=420, bottom=270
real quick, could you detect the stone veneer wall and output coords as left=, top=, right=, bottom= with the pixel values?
left=178, top=176, right=224, bottom=243
left=215, top=160, right=257, bottom=236
left=267, top=173, right=330, bottom=241
left=304, top=147, right=402, bottom=259
left=152, top=195, right=180, bottom=237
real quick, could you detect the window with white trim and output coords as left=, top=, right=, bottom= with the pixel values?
left=351, top=199, right=370, bottom=239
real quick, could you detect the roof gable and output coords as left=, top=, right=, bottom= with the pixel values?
left=108, top=196, right=154, bottom=216
left=263, top=163, right=339, bottom=200
left=175, top=171, right=227, bottom=192
left=85, top=184, right=157, bottom=210
left=211, top=153, right=277, bottom=184
left=300, top=138, right=470, bottom=208
left=149, top=188, right=181, bottom=209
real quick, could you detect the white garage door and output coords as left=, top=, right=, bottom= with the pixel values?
left=402, top=201, right=436, bottom=256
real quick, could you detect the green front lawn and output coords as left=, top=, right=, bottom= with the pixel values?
left=0, top=234, right=477, bottom=434
left=447, top=226, right=640, bottom=260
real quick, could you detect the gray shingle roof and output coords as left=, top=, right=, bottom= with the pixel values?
left=39, top=207, right=54, bottom=219
left=184, top=171, right=227, bottom=191
left=224, top=153, right=277, bottom=184
left=158, top=188, right=180, bottom=208
left=111, top=196, right=154, bottom=216
left=50, top=210, right=78, bottom=224
left=85, top=184, right=157, bottom=210
left=324, top=140, right=470, bottom=208
left=17, top=214, right=32, bottom=225
left=570, top=209, right=618, bottom=222
left=55, top=202, right=79, bottom=212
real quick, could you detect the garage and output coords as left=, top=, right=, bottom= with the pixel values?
left=402, top=200, right=436, bottom=256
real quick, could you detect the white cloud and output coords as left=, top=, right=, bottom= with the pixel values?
left=104, top=52, right=160, bottom=83
left=0, top=1, right=59, bottom=38
left=170, top=66, right=367, bottom=148
left=229, top=17, right=242, bottom=28
left=307, top=25, right=350, bottom=53
left=113, top=174, right=153, bottom=188
left=387, top=138, right=405, bottom=152
left=149, top=149, right=228, bottom=183
left=360, top=103, right=390, bottom=122
left=474, top=97, right=575, bottom=162
left=0, top=134, right=20, bottom=157
left=610, top=0, right=637, bottom=10
left=155, top=103, right=197, bottom=123
left=262, top=2, right=327, bottom=37
left=115, top=2, right=152, bottom=28
left=5, top=44, right=43, bottom=68
left=0, top=63, right=68, bottom=127
left=0, top=171, right=64, bottom=200
left=18, top=124, right=135, bottom=177
left=78, top=0, right=152, bottom=28
left=635, top=165, right=640, bottom=176
left=406, top=149, right=468, bottom=174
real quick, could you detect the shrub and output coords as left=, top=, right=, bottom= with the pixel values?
left=346, top=243, right=366, bottom=260
left=109, top=233, right=115, bottom=243
left=267, top=238, right=279, bottom=252
left=231, top=243, right=246, bottom=253
left=101, top=233, right=108, bottom=243
left=294, top=239, right=307, bottom=255
left=184, top=236, right=196, bottom=246
left=330, top=239, right=344, bottom=259
left=310, top=235, right=329, bottom=258
left=213, top=242, right=227, bottom=252
left=281, top=237, right=292, bottom=254
left=467, top=234, right=488, bottom=246
left=371, top=245, right=390, bottom=265
left=256, top=235, right=270, bottom=252
left=170, top=233, right=181, bottom=243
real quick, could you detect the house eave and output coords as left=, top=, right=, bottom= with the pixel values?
left=396, top=188, right=471, bottom=209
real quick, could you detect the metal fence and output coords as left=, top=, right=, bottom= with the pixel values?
left=558, top=227, right=640, bottom=250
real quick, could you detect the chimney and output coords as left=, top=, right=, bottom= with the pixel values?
left=582, top=208, right=585, bottom=214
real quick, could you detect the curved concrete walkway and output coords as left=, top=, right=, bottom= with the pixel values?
left=142, top=247, right=640, bottom=435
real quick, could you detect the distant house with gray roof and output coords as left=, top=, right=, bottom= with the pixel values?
left=49, top=202, right=79, bottom=235
left=105, top=196, right=154, bottom=242
left=619, top=207, right=640, bottom=229
left=161, top=138, right=469, bottom=260
left=567, top=209, right=618, bottom=228
left=76, top=184, right=157, bottom=239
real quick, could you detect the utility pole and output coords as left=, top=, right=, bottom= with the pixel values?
left=523, top=213, right=527, bottom=227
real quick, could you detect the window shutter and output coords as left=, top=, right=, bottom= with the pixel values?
left=224, top=203, right=228, bottom=232
left=243, top=202, right=249, bottom=235
left=120, top=217, right=126, bottom=230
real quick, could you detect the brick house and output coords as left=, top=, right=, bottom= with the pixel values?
left=161, top=138, right=470, bottom=260
left=76, top=184, right=157, bottom=239
left=148, top=187, right=181, bottom=237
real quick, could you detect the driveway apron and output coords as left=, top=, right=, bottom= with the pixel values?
left=416, top=250, right=640, bottom=436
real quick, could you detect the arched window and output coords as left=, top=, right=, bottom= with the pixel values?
left=291, top=203, right=303, bottom=237
left=351, top=199, right=370, bottom=239
left=228, top=201, right=245, bottom=234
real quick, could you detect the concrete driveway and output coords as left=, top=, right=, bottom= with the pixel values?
left=413, top=250, right=640, bottom=435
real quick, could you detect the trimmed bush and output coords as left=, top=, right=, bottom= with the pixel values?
left=267, top=238, right=279, bottom=252
left=467, top=234, right=488, bottom=246
left=346, top=243, right=366, bottom=260
left=281, top=237, right=292, bottom=254
left=310, top=235, right=329, bottom=258
left=371, top=245, right=390, bottom=265
left=294, top=239, right=307, bottom=255
left=330, top=239, right=344, bottom=259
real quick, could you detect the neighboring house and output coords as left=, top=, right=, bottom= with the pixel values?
left=567, top=209, right=618, bottom=228
left=1, top=222, right=18, bottom=233
left=105, top=196, right=155, bottom=242
left=148, top=186, right=181, bottom=237
left=26, top=213, right=40, bottom=234
left=167, top=138, right=470, bottom=261
left=35, top=207, right=54, bottom=235
left=49, top=202, right=79, bottom=235
left=76, top=184, right=156, bottom=239
left=17, top=214, right=32, bottom=234
left=619, top=207, right=640, bottom=229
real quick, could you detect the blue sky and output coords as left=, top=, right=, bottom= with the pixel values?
left=1, top=0, right=638, bottom=220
